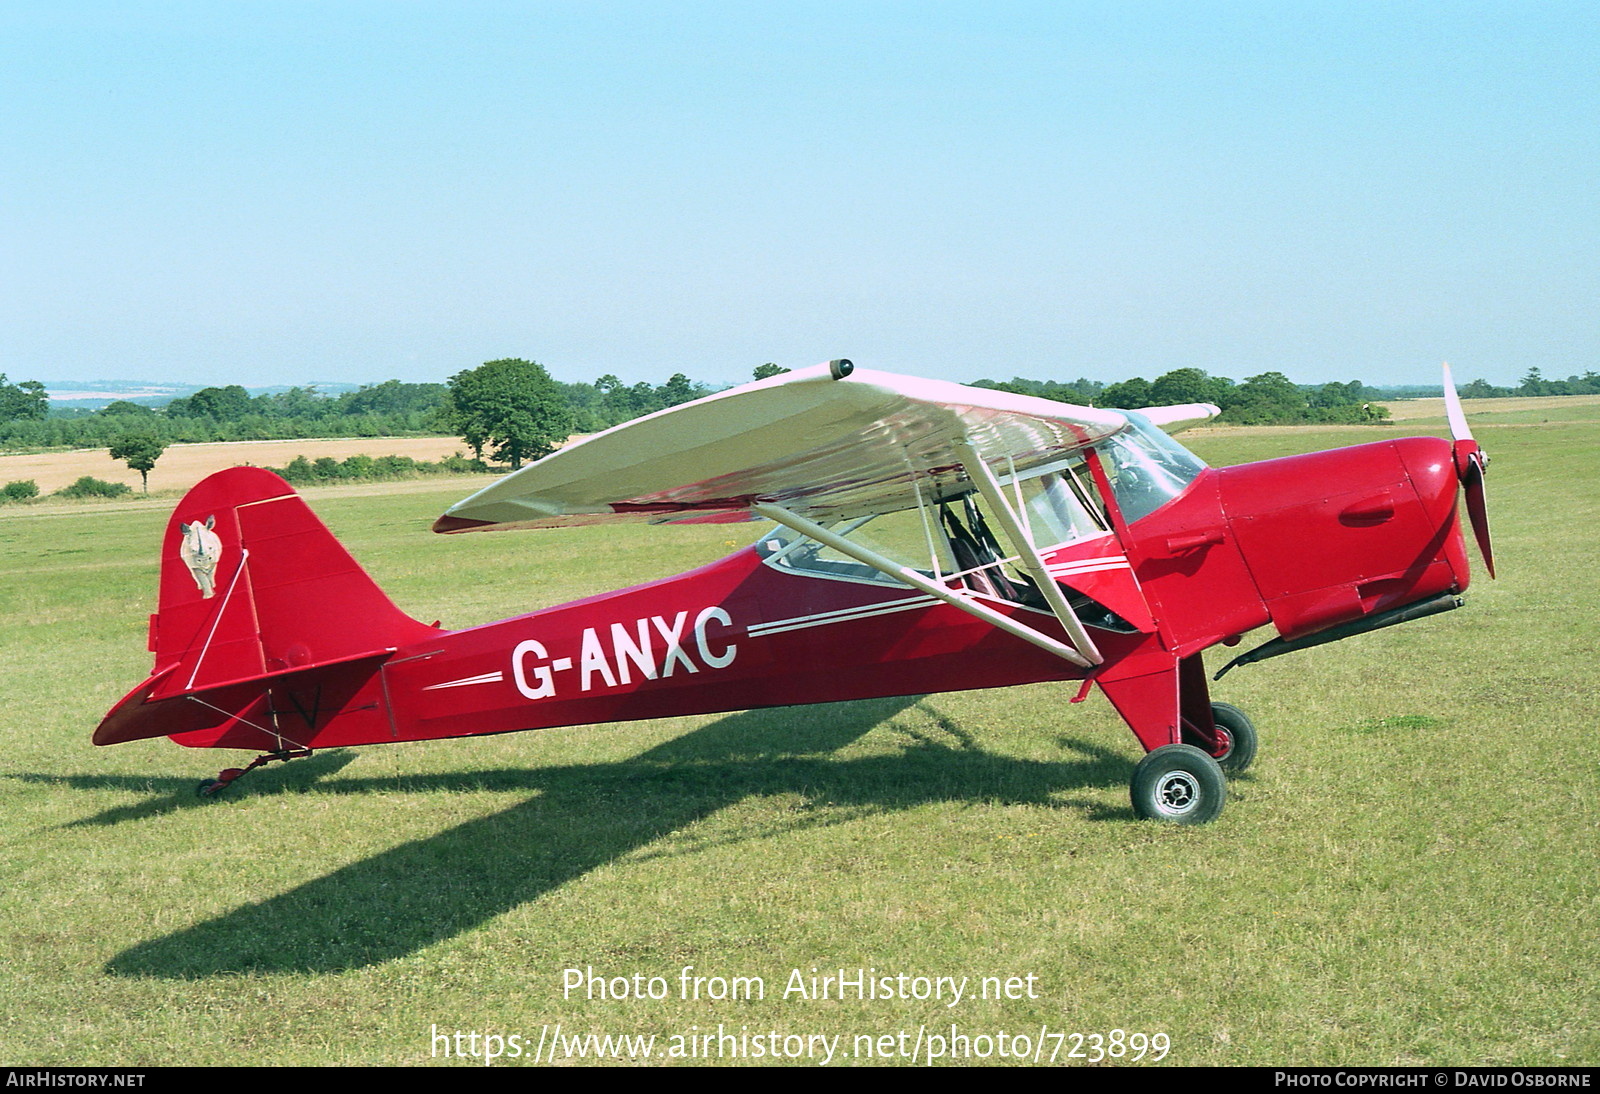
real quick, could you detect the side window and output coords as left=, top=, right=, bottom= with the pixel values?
left=758, top=510, right=956, bottom=587
left=1015, top=464, right=1109, bottom=548
left=756, top=472, right=1108, bottom=597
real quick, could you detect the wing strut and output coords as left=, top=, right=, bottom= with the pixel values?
left=751, top=503, right=1099, bottom=669
left=953, top=440, right=1104, bottom=666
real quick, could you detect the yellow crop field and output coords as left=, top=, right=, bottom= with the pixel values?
left=0, top=436, right=473, bottom=496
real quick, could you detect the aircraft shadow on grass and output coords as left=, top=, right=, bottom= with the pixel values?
left=14, top=750, right=363, bottom=828
left=29, top=695, right=1136, bottom=978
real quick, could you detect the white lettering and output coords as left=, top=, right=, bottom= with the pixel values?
left=652, top=612, right=698, bottom=677
left=694, top=606, right=737, bottom=668
left=512, top=639, right=556, bottom=699
left=527, top=607, right=736, bottom=699
left=610, top=619, right=658, bottom=685
left=580, top=628, right=617, bottom=691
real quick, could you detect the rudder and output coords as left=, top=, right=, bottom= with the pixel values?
left=96, top=467, right=441, bottom=746
left=155, top=467, right=439, bottom=681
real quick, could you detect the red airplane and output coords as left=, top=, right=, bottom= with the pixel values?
left=94, top=361, right=1493, bottom=823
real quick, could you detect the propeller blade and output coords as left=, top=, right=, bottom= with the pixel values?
left=1442, top=361, right=1473, bottom=444
left=1462, top=454, right=1496, bottom=579
left=1442, top=363, right=1495, bottom=578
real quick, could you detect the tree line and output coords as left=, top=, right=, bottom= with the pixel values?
left=971, top=365, right=1600, bottom=415
left=1457, top=368, right=1600, bottom=398
left=0, top=370, right=722, bottom=452
left=972, top=369, right=1388, bottom=425
left=3, top=360, right=1597, bottom=478
left=0, top=379, right=450, bottom=449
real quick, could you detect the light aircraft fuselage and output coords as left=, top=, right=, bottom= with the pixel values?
left=95, top=363, right=1491, bottom=824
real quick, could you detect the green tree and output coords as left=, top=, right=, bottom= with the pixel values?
left=753, top=363, right=789, bottom=380
left=109, top=433, right=167, bottom=493
left=259, top=386, right=330, bottom=420
left=0, top=375, right=48, bottom=421
left=1101, top=377, right=1152, bottom=409
left=1309, top=381, right=1361, bottom=409
left=657, top=372, right=703, bottom=408
left=99, top=400, right=157, bottom=418
left=1206, top=375, right=1239, bottom=409
left=339, top=380, right=448, bottom=416
left=167, top=384, right=252, bottom=420
left=447, top=358, right=574, bottom=469
left=1148, top=368, right=1214, bottom=406
left=1228, top=372, right=1307, bottom=423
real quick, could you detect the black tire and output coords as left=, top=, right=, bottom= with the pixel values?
left=1209, top=702, right=1258, bottom=775
left=1130, top=744, right=1226, bottom=824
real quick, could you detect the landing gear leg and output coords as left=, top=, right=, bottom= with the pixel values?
left=1097, top=653, right=1236, bottom=822
left=196, top=748, right=314, bottom=797
left=1175, top=654, right=1259, bottom=776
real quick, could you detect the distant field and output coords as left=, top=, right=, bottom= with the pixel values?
left=1384, top=392, right=1600, bottom=423
left=0, top=435, right=472, bottom=496
left=0, top=417, right=1593, bottom=1066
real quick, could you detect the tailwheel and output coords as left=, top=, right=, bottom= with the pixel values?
left=194, top=750, right=313, bottom=800
left=196, top=767, right=247, bottom=797
left=1209, top=702, right=1258, bottom=775
left=1131, top=745, right=1226, bottom=824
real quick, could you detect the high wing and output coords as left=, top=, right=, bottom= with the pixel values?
left=435, top=362, right=1184, bottom=533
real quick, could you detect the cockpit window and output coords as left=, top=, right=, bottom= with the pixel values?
left=1097, top=412, right=1208, bottom=524
left=758, top=508, right=955, bottom=588
left=1015, top=461, right=1109, bottom=547
left=756, top=459, right=1114, bottom=593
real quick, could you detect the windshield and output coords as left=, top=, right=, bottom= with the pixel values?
left=1098, top=413, right=1209, bottom=524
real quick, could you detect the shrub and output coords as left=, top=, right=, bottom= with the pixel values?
left=2, top=479, right=39, bottom=502
left=55, top=476, right=132, bottom=499
left=372, top=455, right=419, bottom=477
left=278, top=456, right=316, bottom=484
left=440, top=453, right=490, bottom=474
left=264, top=453, right=496, bottom=485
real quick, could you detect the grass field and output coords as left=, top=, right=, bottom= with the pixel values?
left=1384, top=393, right=1600, bottom=424
left=0, top=417, right=1594, bottom=1067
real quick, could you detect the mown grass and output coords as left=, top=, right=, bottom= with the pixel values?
left=0, top=421, right=1594, bottom=1067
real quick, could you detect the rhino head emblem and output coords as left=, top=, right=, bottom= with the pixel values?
left=179, top=515, right=223, bottom=598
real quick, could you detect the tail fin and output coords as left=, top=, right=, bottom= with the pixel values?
left=95, top=467, right=441, bottom=746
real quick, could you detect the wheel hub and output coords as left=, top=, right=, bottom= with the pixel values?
left=1213, top=727, right=1232, bottom=760
left=1155, top=771, right=1201, bottom=817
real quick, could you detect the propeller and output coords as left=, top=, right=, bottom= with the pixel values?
left=1442, top=363, right=1495, bottom=579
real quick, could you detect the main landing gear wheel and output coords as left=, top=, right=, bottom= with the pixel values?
left=1209, top=702, right=1258, bottom=775
left=1130, top=745, right=1226, bottom=824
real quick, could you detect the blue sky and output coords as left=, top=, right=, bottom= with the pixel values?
left=2, top=2, right=1594, bottom=389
